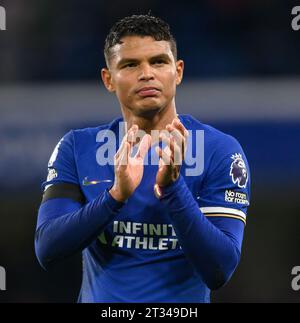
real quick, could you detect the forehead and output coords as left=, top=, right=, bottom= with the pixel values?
left=110, top=35, right=174, bottom=63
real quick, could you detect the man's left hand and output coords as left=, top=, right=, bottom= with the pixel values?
left=155, top=118, right=189, bottom=188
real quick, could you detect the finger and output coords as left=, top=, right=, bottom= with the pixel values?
left=172, top=118, right=189, bottom=138
left=115, top=132, right=129, bottom=161
left=124, top=123, right=138, bottom=137
left=154, top=146, right=164, bottom=171
left=155, top=147, right=173, bottom=171
left=119, top=141, right=129, bottom=167
left=159, top=131, right=173, bottom=149
left=159, top=132, right=174, bottom=161
left=123, top=124, right=138, bottom=144
left=115, top=125, right=138, bottom=160
left=169, top=121, right=189, bottom=158
left=135, top=134, right=152, bottom=160
left=166, top=124, right=186, bottom=154
left=155, top=145, right=173, bottom=167
left=160, top=132, right=182, bottom=165
left=127, top=126, right=139, bottom=148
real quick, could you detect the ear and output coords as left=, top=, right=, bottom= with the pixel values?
left=101, top=68, right=115, bottom=92
left=175, top=60, right=184, bottom=86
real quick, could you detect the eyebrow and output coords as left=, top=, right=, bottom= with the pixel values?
left=116, top=53, right=171, bottom=68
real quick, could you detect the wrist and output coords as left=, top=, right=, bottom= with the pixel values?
left=109, top=186, right=128, bottom=203
left=154, top=175, right=183, bottom=199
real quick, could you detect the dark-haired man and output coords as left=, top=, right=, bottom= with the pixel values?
left=35, top=15, right=250, bottom=303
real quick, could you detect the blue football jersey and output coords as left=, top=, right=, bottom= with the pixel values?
left=41, top=114, right=250, bottom=302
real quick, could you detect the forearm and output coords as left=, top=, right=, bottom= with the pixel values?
left=160, top=175, right=241, bottom=290
left=35, top=189, right=124, bottom=270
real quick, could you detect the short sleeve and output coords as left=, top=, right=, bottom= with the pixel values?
left=41, top=130, right=79, bottom=192
left=198, top=134, right=251, bottom=225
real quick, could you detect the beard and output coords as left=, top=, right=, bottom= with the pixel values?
left=126, top=97, right=166, bottom=119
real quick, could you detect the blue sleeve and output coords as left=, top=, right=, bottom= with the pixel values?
left=35, top=190, right=124, bottom=270
left=35, top=131, right=125, bottom=270
left=198, top=134, right=251, bottom=227
left=160, top=135, right=251, bottom=290
left=160, top=176, right=242, bottom=290
left=41, top=130, right=79, bottom=192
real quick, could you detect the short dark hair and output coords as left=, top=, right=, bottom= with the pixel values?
left=104, top=14, right=177, bottom=66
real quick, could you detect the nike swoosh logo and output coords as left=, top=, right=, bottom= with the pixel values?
left=82, top=177, right=113, bottom=186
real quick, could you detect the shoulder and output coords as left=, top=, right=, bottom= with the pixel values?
left=179, top=114, right=243, bottom=155
left=49, top=117, right=122, bottom=163
left=71, top=117, right=122, bottom=142
left=61, top=117, right=122, bottom=150
left=180, top=114, right=249, bottom=185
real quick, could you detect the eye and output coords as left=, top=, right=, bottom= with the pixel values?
left=123, top=62, right=137, bottom=68
left=153, top=59, right=165, bottom=66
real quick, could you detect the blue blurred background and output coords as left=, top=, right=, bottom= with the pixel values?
left=0, top=0, right=300, bottom=302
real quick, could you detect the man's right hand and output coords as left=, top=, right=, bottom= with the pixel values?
left=109, top=125, right=152, bottom=202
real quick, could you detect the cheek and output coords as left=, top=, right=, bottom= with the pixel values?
left=114, top=76, right=132, bottom=99
left=162, top=71, right=177, bottom=94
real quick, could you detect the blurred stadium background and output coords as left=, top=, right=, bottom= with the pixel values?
left=0, top=0, right=300, bottom=302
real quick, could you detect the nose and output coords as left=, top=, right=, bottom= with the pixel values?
left=138, top=63, right=154, bottom=81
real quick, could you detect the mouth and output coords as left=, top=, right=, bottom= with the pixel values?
left=136, top=87, right=161, bottom=97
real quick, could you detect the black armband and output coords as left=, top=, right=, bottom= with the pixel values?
left=42, top=183, right=85, bottom=204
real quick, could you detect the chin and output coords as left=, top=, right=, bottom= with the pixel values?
left=136, top=106, right=162, bottom=118
left=134, top=100, right=163, bottom=118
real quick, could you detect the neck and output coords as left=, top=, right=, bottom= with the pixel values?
left=121, top=101, right=178, bottom=135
